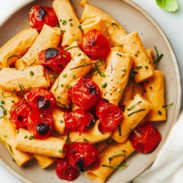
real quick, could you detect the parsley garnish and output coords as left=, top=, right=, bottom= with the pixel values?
left=154, top=46, right=164, bottom=65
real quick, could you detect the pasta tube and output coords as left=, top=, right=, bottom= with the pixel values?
left=70, top=121, right=111, bottom=143
left=86, top=141, right=134, bottom=183
left=112, top=94, right=152, bottom=143
left=15, top=25, right=61, bottom=69
left=52, top=108, right=65, bottom=134
left=100, top=50, right=133, bottom=105
left=0, top=117, right=32, bottom=166
left=143, top=70, right=166, bottom=121
left=51, top=42, right=92, bottom=108
left=119, top=32, right=154, bottom=82
left=0, top=65, right=50, bottom=92
left=16, top=129, right=65, bottom=158
left=53, top=0, right=82, bottom=46
left=81, top=4, right=127, bottom=46
left=0, top=28, right=38, bottom=68
left=34, top=154, right=55, bottom=169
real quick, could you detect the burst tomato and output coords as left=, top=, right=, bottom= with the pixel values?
left=71, top=78, right=101, bottom=111
left=96, top=99, right=123, bottom=132
left=10, top=100, right=31, bottom=129
left=56, top=159, right=79, bottom=181
left=129, top=122, right=162, bottom=154
left=66, top=142, right=99, bottom=172
left=80, top=29, right=110, bottom=60
left=38, top=48, right=71, bottom=74
left=64, top=109, right=95, bottom=133
left=25, top=88, right=56, bottom=111
left=28, top=110, right=54, bottom=139
left=29, top=5, right=58, bottom=31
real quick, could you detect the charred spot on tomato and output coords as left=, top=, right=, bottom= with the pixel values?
left=86, top=119, right=96, bottom=129
left=37, top=7, right=46, bottom=21
left=45, top=48, right=59, bottom=60
left=75, top=159, right=84, bottom=172
left=37, top=96, right=50, bottom=110
left=84, top=82, right=97, bottom=95
left=17, top=115, right=23, bottom=121
left=36, top=123, right=50, bottom=136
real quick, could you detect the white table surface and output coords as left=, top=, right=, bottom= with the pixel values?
left=0, top=0, right=183, bottom=182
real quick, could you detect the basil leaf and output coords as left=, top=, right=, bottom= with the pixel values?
left=156, top=0, right=178, bottom=12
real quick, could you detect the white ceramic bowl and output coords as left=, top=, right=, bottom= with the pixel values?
left=0, top=0, right=181, bottom=182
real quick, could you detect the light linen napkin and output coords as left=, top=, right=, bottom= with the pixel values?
left=134, top=111, right=183, bottom=183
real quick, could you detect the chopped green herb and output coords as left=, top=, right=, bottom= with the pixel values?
left=63, top=74, right=67, bottom=78
left=29, top=136, right=34, bottom=140
left=108, top=153, right=126, bottom=163
left=101, top=83, right=108, bottom=88
left=58, top=149, right=63, bottom=153
left=24, top=135, right=28, bottom=139
left=30, top=71, right=34, bottom=76
left=128, top=109, right=146, bottom=117
left=69, top=18, right=73, bottom=22
left=18, top=83, right=25, bottom=93
left=1, top=92, right=12, bottom=98
left=0, top=105, right=7, bottom=118
left=61, top=84, right=64, bottom=87
left=29, top=59, right=36, bottom=67
left=163, top=103, right=174, bottom=109
left=72, top=75, right=77, bottom=79
left=61, top=30, right=66, bottom=33
left=7, top=145, right=13, bottom=154
left=0, top=101, right=5, bottom=105
left=116, top=160, right=128, bottom=171
left=154, top=46, right=164, bottom=65
left=62, top=20, right=67, bottom=25
left=77, top=52, right=82, bottom=56
left=57, top=96, right=61, bottom=99
left=11, top=100, right=15, bottom=103
left=83, top=138, right=89, bottom=142
left=16, top=130, right=20, bottom=134
left=57, top=102, right=70, bottom=109
left=78, top=25, right=83, bottom=31
left=60, top=120, right=64, bottom=123
left=64, top=46, right=78, bottom=51
left=127, top=101, right=142, bottom=111
left=117, top=53, right=122, bottom=57
left=54, top=79, right=60, bottom=92
left=102, top=164, right=114, bottom=169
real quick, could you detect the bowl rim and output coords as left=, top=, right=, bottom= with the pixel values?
left=0, top=0, right=181, bottom=183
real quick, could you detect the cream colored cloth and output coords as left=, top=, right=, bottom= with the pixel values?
left=134, top=111, right=183, bottom=183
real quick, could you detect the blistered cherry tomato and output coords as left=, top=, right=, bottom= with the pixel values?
left=56, top=159, right=79, bottom=181
left=25, top=88, right=56, bottom=111
left=80, top=29, right=110, bottom=60
left=29, top=5, right=58, bottom=31
left=10, top=100, right=31, bottom=129
left=96, top=99, right=123, bottom=132
left=38, top=48, right=71, bottom=74
left=129, top=122, right=162, bottom=154
left=64, top=109, right=95, bottom=133
left=28, top=110, right=54, bottom=139
left=71, top=78, right=101, bottom=111
left=66, top=142, right=99, bottom=172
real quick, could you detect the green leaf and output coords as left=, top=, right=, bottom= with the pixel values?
left=156, top=0, right=178, bottom=12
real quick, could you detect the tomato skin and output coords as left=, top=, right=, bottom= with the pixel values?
left=66, top=142, right=99, bottom=172
left=38, top=48, right=71, bottom=74
left=80, top=29, right=110, bottom=60
left=56, top=159, right=79, bottom=181
left=129, top=122, right=162, bottom=154
left=71, top=78, right=101, bottom=111
left=28, top=110, right=54, bottom=139
left=10, top=100, right=31, bottom=129
left=64, top=109, right=95, bottom=133
left=25, top=88, right=56, bottom=111
left=96, top=99, right=123, bottom=132
left=29, top=5, right=58, bottom=31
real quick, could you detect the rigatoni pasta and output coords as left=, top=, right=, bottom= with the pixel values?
left=0, top=28, right=38, bottom=68
left=53, top=0, right=82, bottom=46
left=112, top=94, right=152, bottom=143
left=100, top=49, right=133, bottom=105
left=143, top=70, right=166, bottom=121
left=15, top=129, right=65, bottom=158
left=0, top=65, right=50, bottom=92
left=15, top=25, right=61, bottom=69
left=86, top=141, right=134, bottom=183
